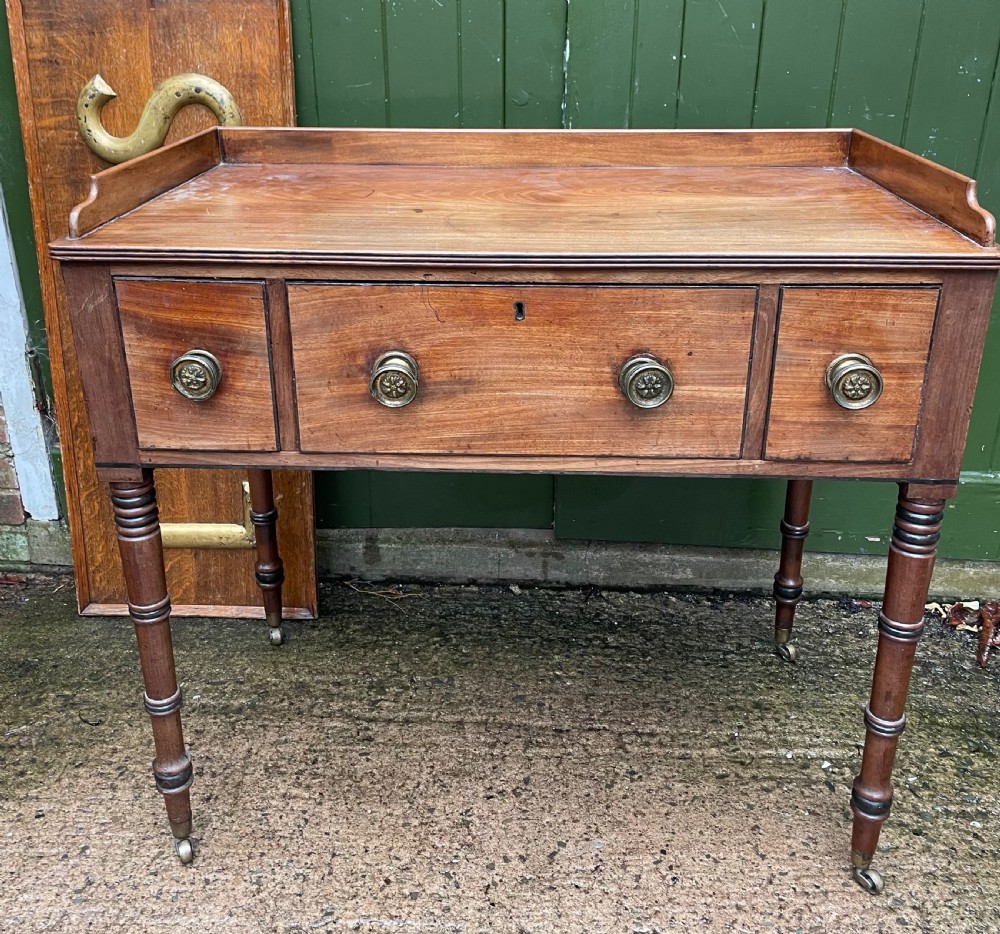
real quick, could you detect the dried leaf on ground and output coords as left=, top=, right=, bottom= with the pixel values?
left=945, top=602, right=978, bottom=628
left=977, top=602, right=1000, bottom=668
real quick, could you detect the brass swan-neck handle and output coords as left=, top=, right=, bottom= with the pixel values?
left=77, top=72, right=243, bottom=164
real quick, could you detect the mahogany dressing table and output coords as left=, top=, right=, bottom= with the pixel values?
left=51, top=127, right=1000, bottom=892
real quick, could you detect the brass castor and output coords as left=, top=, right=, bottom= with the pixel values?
left=175, top=837, right=194, bottom=864
left=777, top=642, right=798, bottom=663
left=268, top=626, right=285, bottom=647
left=852, top=866, right=883, bottom=895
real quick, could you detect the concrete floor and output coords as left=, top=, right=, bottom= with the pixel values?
left=1, top=577, right=998, bottom=933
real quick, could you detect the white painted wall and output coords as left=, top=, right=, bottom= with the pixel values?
left=0, top=185, right=59, bottom=521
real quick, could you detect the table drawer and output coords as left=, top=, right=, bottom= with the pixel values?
left=766, top=287, right=939, bottom=463
left=115, top=278, right=278, bottom=451
left=289, top=285, right=757, bottom=458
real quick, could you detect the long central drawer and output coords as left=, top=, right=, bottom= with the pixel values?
left=287, top=284, right=756, bottom=458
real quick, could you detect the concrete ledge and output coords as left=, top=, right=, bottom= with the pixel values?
left=0, top=518, right=71, bottom=570
left=7, top=522, right=999, bottom=600
left=317, top=527, right=1000, bottom=599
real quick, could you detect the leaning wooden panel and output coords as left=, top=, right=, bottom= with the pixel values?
left=6, top=0, right=316, bottom=617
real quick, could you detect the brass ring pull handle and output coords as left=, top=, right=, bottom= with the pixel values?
left=77, top=73, right=243, bottom=165
left=826, top=353, right=883, bottom=410
left=370, top=351, right=419, bottom=407
left=618, top=354, right=674, bottom=409
left=170, top=350, right=223, bottom=401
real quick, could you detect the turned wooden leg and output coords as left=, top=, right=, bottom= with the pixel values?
left=110, top=470, right=194, bottom=864
left=850, top=484, right=945, bottom=894
left=773, top=478, right=813, bottom=663
left=248, top=468, right=286, bottom=646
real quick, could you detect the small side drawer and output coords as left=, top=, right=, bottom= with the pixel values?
left=766, top=287, right=939, bottom=463
left=288, top=284, right=757, bottom=458
left=115, top=278, right=277, bottom=451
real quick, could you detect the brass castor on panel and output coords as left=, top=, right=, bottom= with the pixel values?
left=852, top=866, right=883, bottom=895
left=777, top=642, right=798, bottom=663
left=175, top=838, right=194, bottom=864
left=268, top=627, right=285, bottom=647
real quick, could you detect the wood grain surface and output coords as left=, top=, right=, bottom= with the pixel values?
left=912, top=271, right=999, bottom=481
left=53, top=126, right=1000, bottom=267
left=7, top=0, right=316, bottom=616
left=116, top=279, right=277, bottom=452
left=97, top=271, right=989, bottom=486
left=850, top=130, right=995, bottom=246
left=60, top=264, right=138, bottom=465
left=69, top=130, right=220, bottom=238
left=218, top=126, right=852, bottom=167
left=289, top=285, right=755, bottom=458
left=766, top=288, right=940, bottom=463
left=62, top=162, right=989, bottom=265
left=125, top=450, right=956, bottom=484
left=107, top=264, right=957, bottom=287
left=265, top=278, right=299, bottom=451
left=741, top=285, right=781, bottom=459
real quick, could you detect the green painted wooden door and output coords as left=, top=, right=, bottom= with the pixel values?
left=6, top=1, right=1000, bottom=559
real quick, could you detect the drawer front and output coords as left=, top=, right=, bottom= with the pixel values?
left=289, top=285, right=756, bottom=457
left=115, top=278, right=277, bottom=451
left=766, top=287, right=939, bottom=463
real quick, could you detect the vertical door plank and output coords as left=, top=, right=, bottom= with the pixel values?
left=459, top=0, right=505, bottom=127
left=504, top=0, right=568, bottom=128
left=902, top=0, right=1000, bottom=174
left=385, top=0, right=461, bottom=127
left=564, top=0, right=636, bottom=128
left=288, top=0, right=319, bottom=126
left=975, top=40, right=1000, bottom=216
left=8, top=0, right=316, bottom=616
left=971, top=293, right=1000, bottom=472
left=752, top=0, right=844, bottom=128
left=676, top=0, right=765, bottom=128
left=829, top=0, right=924, bottom=143
left=972, top=42, right=1000, bottom=471
left=630, top=0, right=685, bottom=128
left=308, top=0, right=388, bottom=127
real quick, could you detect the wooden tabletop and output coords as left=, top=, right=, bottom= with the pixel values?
left=71, top=162, right=985, bottom=264
left=53, top=128, right=1000, bottom=268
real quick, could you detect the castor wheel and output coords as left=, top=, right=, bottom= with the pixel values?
left=268, top=626, right=285, bottom=647
left=777, top=642, right=798, bottom=663
left=852, top=866, right=883, bottom=895
left=174, top=838, right=194, bottom=864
